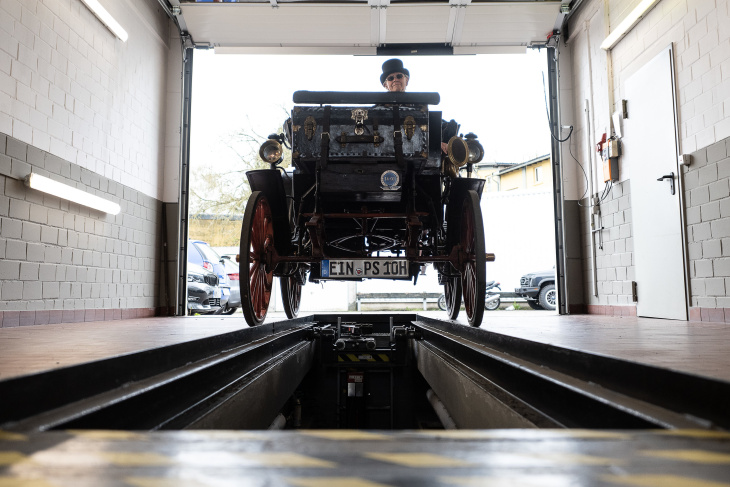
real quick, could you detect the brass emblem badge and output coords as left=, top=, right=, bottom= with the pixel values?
left=304, top=116, right=317, bottom=140
left=403, top=116, right=416, bottom=140
left=351, top=108, right=368, bottom=136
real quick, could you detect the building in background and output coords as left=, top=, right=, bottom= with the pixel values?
left=469, top=161, right=515, bottom=193
left=497, top=154, right=552, bottom=191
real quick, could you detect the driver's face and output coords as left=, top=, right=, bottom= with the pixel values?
left=384, top=73, right=408, bottom=92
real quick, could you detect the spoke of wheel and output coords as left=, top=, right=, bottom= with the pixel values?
left=291, top=279, right=301, bottom=312
left=464, top=263, right=475, bottom=317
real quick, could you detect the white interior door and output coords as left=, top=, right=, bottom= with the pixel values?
left=623, top=46, right=687, bottom=320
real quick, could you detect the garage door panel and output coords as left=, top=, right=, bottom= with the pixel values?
left=182, top=4, right=372, bottom=46
left=181, top=1, right=564, bottom=49
left=459, top=3, right=559, bottom=45
left=385, top=5, right=451, bottom=44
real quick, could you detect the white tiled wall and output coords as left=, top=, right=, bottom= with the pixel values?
left=0, top=0, right=180, bottom=325
left=567, top=0, right=730, bottom=190
left=566, top=0, right=730, bottom=314
left=0, top=0, right=171, bottom=200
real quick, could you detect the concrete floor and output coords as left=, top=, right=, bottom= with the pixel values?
left=2, top=312, right=729, bottom=486
left=1, top=429, right=729, bottom=487
left=1, top=310, right=729, bottom=383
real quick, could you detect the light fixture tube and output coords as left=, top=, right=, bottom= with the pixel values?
left=26, top=173, right=121, bottom=215
left=600, top=0, right=660, bottom=50
left=79, top=0, right=128, bottom=42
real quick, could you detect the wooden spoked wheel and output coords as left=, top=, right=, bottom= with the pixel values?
left=281, top=265, right=304, bottom=319
left=460, top=190, right=486, bottom=327
left=240, top=191, right=274, bottom=327
left=444, top=275, right=462, bottom=320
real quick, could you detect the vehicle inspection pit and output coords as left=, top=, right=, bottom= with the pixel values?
left=1, top=314, right=727, bottom=434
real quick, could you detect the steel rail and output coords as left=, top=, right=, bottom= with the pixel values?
left=0, top=321, right=315, bottom=432
left=412, top=316, right=730, bottom=430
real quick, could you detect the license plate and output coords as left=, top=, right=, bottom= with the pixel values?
left=321, top=259, right=409, bottom=278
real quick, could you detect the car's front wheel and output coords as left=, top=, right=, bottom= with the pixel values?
left=221, top=306, right=237, bottom=315
left=538, top=284, right=556, bottom=311
left=526, top=299, right=543, bottom=310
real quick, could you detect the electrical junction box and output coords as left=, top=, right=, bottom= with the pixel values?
left=603, top=138, right=621, bottom=182
left=603, top=158, right=619, bottom=182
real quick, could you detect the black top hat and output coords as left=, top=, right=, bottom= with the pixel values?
left=380, top=58, right=410, bottom=85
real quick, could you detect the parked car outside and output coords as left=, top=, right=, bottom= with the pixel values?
left=187, top=263, right=222, bottom=314
left=189, top=239, right=231, bottom=312
left=515, top=269, right=556, bottom=311
left=220, top=256, right=241, bottom=315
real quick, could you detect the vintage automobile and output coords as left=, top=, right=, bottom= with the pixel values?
left=239, top=91, right=493, bottom=327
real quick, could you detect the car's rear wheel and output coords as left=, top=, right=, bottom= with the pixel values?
left=485, top=295, right=501, bottom=311
left=460, top=190, right=486, bottom=327
left=240, top=191, right=274, bottom=327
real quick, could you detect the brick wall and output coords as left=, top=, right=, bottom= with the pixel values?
left=566, top=0, right=730, bottom=319
left=684, top=135, right=730, bottom=322
left=579, top=181, right=636, bottom=316
left=0, top=0, right=171, bottom=200
left=0, top=132, right=167, bottom=326
left=0, top=0, right=180, bottom=324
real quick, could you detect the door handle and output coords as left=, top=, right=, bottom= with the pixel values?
left=657, top=172, right=675, bottom=195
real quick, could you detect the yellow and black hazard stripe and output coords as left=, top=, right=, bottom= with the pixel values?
left=337, top=353, right=391, bottom=362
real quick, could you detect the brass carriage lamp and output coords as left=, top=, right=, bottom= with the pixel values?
left=259, top=138, right=284, bottom=166
left=465, top=133, right=484, bottom=164
left=444, top=133, right=484, bottom=178
left=464, top=133, right=484, bottom=178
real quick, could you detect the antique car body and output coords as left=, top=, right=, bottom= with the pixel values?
left=240, top=91, right=492, bottom=327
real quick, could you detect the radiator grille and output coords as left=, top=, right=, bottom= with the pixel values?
left=520, top=277, right=531, bottom=286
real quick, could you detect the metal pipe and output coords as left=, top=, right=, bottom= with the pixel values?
left=426, top=389, right=457, bottom=430
left=585, top=100, right=598, bottom=297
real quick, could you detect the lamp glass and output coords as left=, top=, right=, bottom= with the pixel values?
left=600, top=0, right=660, bottom=50
left=79, top=0, right=128, bottom=42
left=27, top=173, right=121, bottom=215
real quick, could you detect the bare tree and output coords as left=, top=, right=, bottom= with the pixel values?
left=190, top=121, right=291, bottom=217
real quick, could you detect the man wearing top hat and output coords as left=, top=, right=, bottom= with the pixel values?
left=380, top=58, right=456, bottom=153
left=381, top=58, right=410, bottom=93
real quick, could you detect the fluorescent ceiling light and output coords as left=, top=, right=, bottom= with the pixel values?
left=79, top=0, right=128, bottom=42
left=601, top=0, right=660, bottom=50
left=25, top=173, right=121, bottom=215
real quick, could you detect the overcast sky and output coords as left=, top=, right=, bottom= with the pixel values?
left=190, top=50, right=553, bottom=174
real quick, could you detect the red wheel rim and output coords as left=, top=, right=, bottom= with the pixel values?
left=248, top=197, right=273, bottom=321
left=461, top=201, right=477, bottom=319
